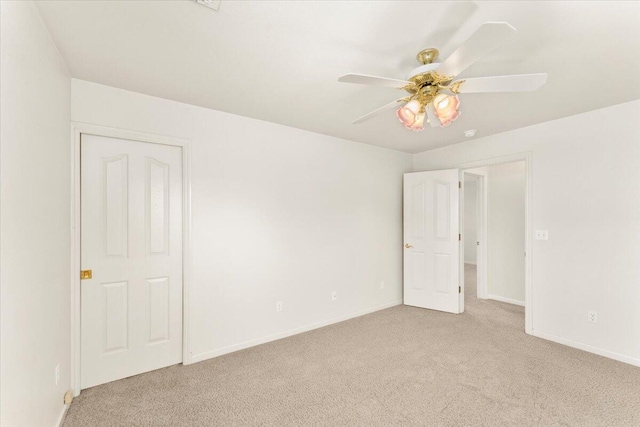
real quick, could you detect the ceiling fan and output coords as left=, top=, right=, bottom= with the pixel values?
left=338, top=22, right=547, bottom=131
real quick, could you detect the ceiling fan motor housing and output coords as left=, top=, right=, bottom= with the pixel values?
left=407, top=62, right=441, bottom=81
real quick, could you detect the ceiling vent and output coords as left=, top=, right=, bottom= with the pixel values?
left=194, top=0, right=220, bottom=11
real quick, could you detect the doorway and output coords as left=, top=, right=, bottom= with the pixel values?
left=403, top=155, right=531, bottom=330
left=462, top=161, right=526, bottom=308
left=463, top=171, right=483, bottom=301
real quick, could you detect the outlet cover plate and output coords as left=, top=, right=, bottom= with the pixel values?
left=195, top=0, right=220, bottom=11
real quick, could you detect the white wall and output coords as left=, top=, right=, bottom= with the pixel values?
left=413, top=100, right=640, bottom=366
left=71, top=79, right=412, bottom=363
left=0, top=2, right=72, bottom=426
left=487, top=161, right=525, bottom=304
left=463, top=177, right=477, bottom=264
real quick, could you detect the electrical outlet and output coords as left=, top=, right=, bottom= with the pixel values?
left=276, top=301, right=283, bottom=312
left=55, top=364, right=60, bottom=386
left=331, top=291, right=337, bottom=301
left=380, top=281, right=385, bottom=290
left=588, top=311, right=598, bottom=323
left=194, top=0, right=221, bottom=11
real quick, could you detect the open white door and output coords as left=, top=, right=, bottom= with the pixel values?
left=403, top=170, right=461, bottom=313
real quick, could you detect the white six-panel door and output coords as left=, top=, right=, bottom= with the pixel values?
left=403, top=170, right=461, bottom=314
left=81, top=134, right=183, bottom=389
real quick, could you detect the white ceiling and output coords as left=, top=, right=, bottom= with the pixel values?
left=36, top=1, right=640, bottom=153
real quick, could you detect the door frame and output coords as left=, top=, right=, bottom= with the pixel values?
left=70, top=122, right=193, bottom=396
left=457, top=152, right=532, bottom=334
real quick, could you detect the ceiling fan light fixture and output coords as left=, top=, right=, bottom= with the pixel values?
left=338, top=22, right=548, bottom=133
left=396, top=100, right=425, bottom=131
left=433, top=94, right=461, bottom=127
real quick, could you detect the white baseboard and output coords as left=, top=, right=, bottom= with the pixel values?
left=191, top=299, right=402, bottom=363
left=55, top=404, right=70, bottom=427
left=486, top=294, right=524, bottom=306
left=530, top=329, right=640, bottom=367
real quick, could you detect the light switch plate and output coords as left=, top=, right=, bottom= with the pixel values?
left=535, top=230, right=549, bottom=240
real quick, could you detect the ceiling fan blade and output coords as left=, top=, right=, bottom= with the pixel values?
left=338, top=73, right=411, bottom=89
left=452, top=73, right=547, bottom=93
left=352, top=98, right=405, bottom=124
left=425, top=103, right=440, bottom=128
left=437, top=22, right=517, bottom=78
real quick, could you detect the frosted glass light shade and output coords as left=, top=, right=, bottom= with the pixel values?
left=396, top=100, right=425, bottom=131
left=433, top=94, right=461, bottom=127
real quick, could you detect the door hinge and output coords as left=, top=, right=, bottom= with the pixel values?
left=458, top=286, right=461, bottom=294
left=458, top=181, right=461, bottom=189
left=458, top=234, right=461, bottom=241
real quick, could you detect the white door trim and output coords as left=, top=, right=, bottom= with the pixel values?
left=456, top=152, right=532, bottom=334
left=70, top=122, right=193, bottom=396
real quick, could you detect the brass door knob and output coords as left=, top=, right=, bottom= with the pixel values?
left=405, top=243, right=413, bottom=248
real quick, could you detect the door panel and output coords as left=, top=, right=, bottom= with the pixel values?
left=103, top=281, right=128, bottom=353
left=403, top=170, right=460, bottom=313
left=435, top=180, right=451, bottom=240
left=410, top=252, right=426, bottom=290
left=146, top=157, right=170, bottom=255
left=104, top=155, right=128, bottom=257
left=147, top=277, right=170, bottom=344
left=81, top=134, right=183, bottom=389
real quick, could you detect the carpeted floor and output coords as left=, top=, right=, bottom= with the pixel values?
left=64, top=264, right=640, bottom=426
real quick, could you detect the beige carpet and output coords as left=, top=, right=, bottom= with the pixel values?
left=64, top=264, right=640, bottom=426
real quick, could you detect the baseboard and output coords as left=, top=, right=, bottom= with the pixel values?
left=530, top=329, right=640, bottom=367
left=55, top=404, right=70, bottom=427
left=486, top=294, right=524, bottom=306
left=191, top=299, right=403, bottom=363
